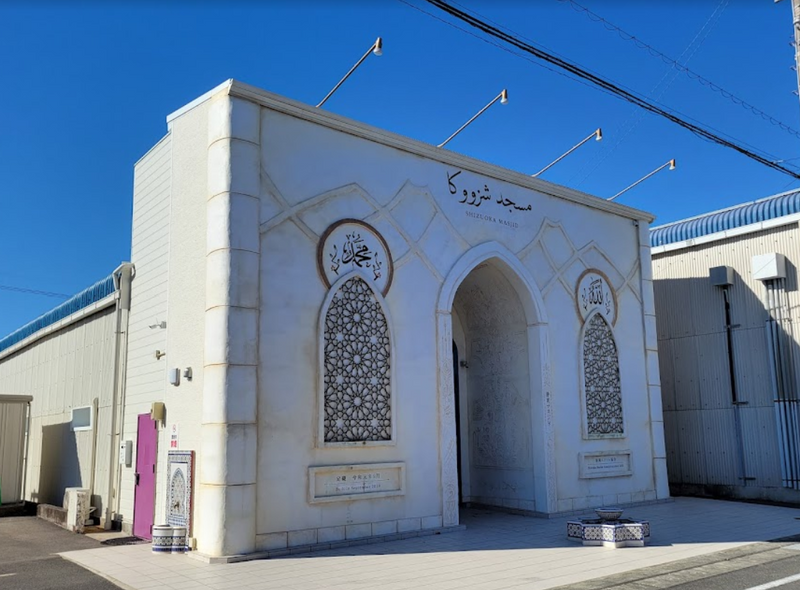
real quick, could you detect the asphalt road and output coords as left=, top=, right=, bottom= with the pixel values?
left=554, top=537, right=800, bottom=590
left=0, top=516, right=119, bottom=590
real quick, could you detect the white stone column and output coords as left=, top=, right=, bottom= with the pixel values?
left=638, top=221, right=669, bottom=500
left=436, top=311, right=459, bottom=527
left=198, top=95, right=261, bottom=557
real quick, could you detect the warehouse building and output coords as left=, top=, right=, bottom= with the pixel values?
left=652, top=190, right=800, bottom=504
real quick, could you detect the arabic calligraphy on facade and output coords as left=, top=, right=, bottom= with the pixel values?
left=447, top=170, right=532, bottom=213
left=329, top=232, right=383, bottom=280
left=318, top=219, right=393, bottom=296
left=575, top=269, right=617, bottom=325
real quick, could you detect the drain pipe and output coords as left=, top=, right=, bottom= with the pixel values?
left=765, top=286, right=791, bottom=487
left=721, top=284, right=750, bottom=486
left=711, top=267, right=750, bottom=486
left=88, top=396, right=99, bottom=519
left=105, top=262, right=134, bottom=528
left=765, top=280, right=796, bottom=488
left=772, top=278, right=800, bottom=489
left=19, top=397, right=32, bottom=504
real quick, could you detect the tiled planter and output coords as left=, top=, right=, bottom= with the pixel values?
left=567, top=518, right=650, bottom=548
left=172, top=526, right=187, bottom=553
left=152, top=525, right=173, bottom=553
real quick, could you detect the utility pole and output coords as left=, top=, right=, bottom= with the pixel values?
left=792, top=0, right=800, bottom=114
left=777, top=0, right=800, bottom=118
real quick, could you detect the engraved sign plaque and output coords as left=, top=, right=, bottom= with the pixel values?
left=579, top=451, right=632, bottom=479
left=308, top=462, right=405, bottom=503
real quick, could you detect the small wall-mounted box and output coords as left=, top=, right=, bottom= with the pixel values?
left=71, top=406, right=93, bottom=432
left=709, top=266, right=734, bottom=287
left=168, top=367, right=180, bottom=386
left=150, top=401, right=165, bottom=423
left=752, top=253, right=787, bottom=281
left=119, top=440, right=132, bottom=467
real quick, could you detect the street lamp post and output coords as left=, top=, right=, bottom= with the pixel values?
left=438, top=89, right=509, bottom=148
left=317, top=37, right=383, bottom=109
left=532, top=128, right=602, bottom=177
left=608, top=159, right=676, bottom=202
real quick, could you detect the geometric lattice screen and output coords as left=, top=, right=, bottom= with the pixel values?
left=583, top=313, right=624, bottom=437
left=322, top=276, right=391, bottom=443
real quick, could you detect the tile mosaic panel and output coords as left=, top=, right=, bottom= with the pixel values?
left=166, top=451, right=194, bottom=536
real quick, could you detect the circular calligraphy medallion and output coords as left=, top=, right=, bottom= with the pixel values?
left=575, top=269, right=617, bottom=326
left=317, top=219, right=393, bottom=296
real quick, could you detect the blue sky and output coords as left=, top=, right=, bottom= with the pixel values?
left=1, top=1, right=798, bottom=336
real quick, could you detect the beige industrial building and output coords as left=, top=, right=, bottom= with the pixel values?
left=652, top=189, right=800, bottom=503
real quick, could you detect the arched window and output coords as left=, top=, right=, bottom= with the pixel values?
left=583, top=313, right=624, bottom=438
left=322, top=275, right=391, bottom=443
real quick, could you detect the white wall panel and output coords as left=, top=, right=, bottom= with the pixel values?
left=119, top=132, right=172, bottom=528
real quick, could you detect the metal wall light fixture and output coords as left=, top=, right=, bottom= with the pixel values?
left=608, top=159, right=676, bottom=202
left=533, top=128, right=602, bottom=177
left=316, top=37, right=383, bottom=109
left=438, top=89, right=509, bottom=149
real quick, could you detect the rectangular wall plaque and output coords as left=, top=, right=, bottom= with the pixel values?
left=308, top=462, right=405, bottom=504
left=579, top=451, right=632, bottom=479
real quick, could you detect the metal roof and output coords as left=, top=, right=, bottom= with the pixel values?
left=0, top=274, right=117, bottom=355
left=650, top=189, right=800, bottom=248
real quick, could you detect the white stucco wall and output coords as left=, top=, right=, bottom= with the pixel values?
left=249, top=89, right=661, bottom=544
left=158, top=81, right=666, bottom=556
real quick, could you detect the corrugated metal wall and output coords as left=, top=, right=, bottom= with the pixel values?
left=0, top=307, right=117, bottom=508
left=119, top=133, right=171, bottom=526
left=0, top=398, right=29, bottom=503
left=652, top=223, right=798, bottom=500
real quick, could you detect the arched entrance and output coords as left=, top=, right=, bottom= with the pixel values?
left=452, top=263, right=533, bottom=508
left=436, top=243, right=553, bottom=526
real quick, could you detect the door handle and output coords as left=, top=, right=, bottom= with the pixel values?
left=135, top=473, right=140, bottom=486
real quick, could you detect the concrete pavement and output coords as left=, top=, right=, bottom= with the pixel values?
left=60, top=497, right=800, bottom=590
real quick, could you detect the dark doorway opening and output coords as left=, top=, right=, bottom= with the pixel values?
left=452, top=340, right=463, bottom=505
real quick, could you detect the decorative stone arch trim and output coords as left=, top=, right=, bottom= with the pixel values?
left=436, top=242, right=556, bottom=524
left=580, top=310, right=625, bottom=439
left=317, top=271, right=396, bottom=447
left=437, top=241, right=548, bottom=324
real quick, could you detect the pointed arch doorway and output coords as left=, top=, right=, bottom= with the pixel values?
left=437, top=243, right=554, bottom=526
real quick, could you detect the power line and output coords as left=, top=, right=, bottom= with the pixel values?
left=396, top=0, right=631, bottom=104
left=561, top=0, right=800, bottom=140
left=422, top=0, right=800, bottom=180
left=572, top=0, right=728, bottom=186
left=0, top=284, right=70, bottom=299
left=401, top=0, right=796, bottom=169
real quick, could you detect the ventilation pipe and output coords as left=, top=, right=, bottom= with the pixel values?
left=753, top=254, right=800, bottom=490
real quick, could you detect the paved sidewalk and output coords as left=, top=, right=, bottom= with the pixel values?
left=61, top=497, right=800, bottom=590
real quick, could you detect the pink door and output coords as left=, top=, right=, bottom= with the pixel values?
left=133, top=413, right=157, bottom=539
